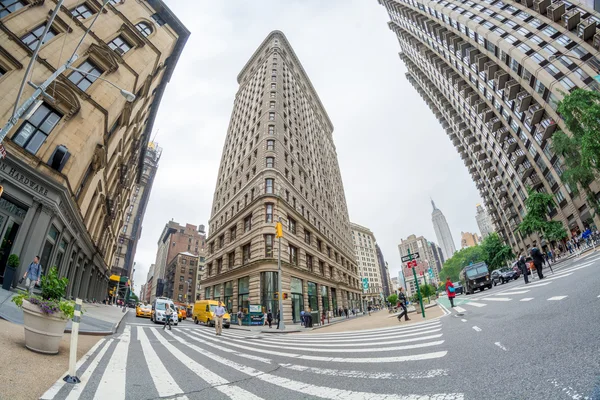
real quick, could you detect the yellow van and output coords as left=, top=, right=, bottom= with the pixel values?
left=193, top=300, right=230, bottom=328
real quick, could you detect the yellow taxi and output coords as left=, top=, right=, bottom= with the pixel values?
left=175, top=306, right=187, bottom=320
left=136, top=303, right=151, bottom=318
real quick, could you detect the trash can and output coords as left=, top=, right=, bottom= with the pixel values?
left=310, top=311, right=319, bottom=327
left=305, top=313, right=313, bottom=328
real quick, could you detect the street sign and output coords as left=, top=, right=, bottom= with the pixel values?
left=0, top=144, right=6, bottom=159
left=362, top=277, right=369, bottom=290
left=428, top=268, right=433, bottom=278
left=420, top=271, right=424, bottom=276
left=401, top=252, right=420, bottom=262
left=362, top=282, right=369, bottom=290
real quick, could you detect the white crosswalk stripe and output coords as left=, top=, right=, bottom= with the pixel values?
left=42, top=319, right=462, bottom=400
left=520, top=298, right=534, bottom=302
left=547, top=296, right=568, bottom=301
left=465, top=302, right=486, bottom=308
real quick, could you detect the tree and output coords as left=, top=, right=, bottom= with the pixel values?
left=518, top=189, right=568, bottom=243
left=439, top=245, right=485, bottom=282
left=480, top=233, right=514, bottom=271
left=420, top=284, right=436, bottom=298
left=387, top=294, right=398, bottom=305
left=552, top=89, right=600, bottom=219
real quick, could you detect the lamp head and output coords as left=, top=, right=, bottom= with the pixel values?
left=120, top=89, right=136, bottom=103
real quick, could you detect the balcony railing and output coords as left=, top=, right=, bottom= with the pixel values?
left=535, top=118, right=558, bottom=142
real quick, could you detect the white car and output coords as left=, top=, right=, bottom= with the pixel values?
left=151, top=297, right=179, bottom=325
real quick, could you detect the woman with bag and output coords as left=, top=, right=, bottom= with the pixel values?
left=445, top=277, right=456, bottom=308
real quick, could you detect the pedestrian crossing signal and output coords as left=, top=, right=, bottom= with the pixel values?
left=283, top=293, right=288, bottom=300
left=275, top=222, right=283, bottom=238
left=274, top=292, right=279, bottom=300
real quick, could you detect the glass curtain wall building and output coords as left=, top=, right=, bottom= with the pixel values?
left=379, top=0, right=600, bottom=253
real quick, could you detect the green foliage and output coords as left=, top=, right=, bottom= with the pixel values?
left=420, top=284, right=436, bottom=298
left=480, top=233, right=514, bottom=271
left=410, top=293, right=420, bottom=303
left=439, top=246, right=485, bottom=282
left=552, top=89, right=600, bottom=217
left=518, top=189, right=567, bottom=242
left=11, top=266, right=76, bottom=320
left=40, top=267, right=68, bottom=302
left=6, top=254, right=19, bottom=269
left=387, top=294, right=398, bottom=305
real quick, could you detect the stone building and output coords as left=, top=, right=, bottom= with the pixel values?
left=351, top=222, right=384, bottom=306
left=150, top=221, right=205, bottom=302
left=165, top=251, right=198, bottom=304
left=379, top=0, right=600, bottom=253
left=461, top=231, right=480, bottom=248
left=0, top=0, right=188, bottom=300
left=201, top=31, right=362, bottom=324
left=476, top=204, right=494, bottom=238
left=398, top=234, right=441, bottom=296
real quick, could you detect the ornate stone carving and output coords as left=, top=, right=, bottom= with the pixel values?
left=91, top=144, right=107, bottom=172
left=46, top=80, right=81, bottom=120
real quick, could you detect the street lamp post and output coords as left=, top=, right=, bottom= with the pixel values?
left=276, top=217, right=286, bottom=330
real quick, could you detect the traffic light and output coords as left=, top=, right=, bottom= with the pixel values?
left=275, top=222, right=283, bottom=238
left=274, top=292, right=279, bottom=300
left=283, top=292, right=288, bottom=300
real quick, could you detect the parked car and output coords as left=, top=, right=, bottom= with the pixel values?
left=491, top=267, right=520, bottom=286
left=452, top=281, right=464, bottom=295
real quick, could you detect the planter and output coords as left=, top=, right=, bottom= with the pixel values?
left=2, top=267, right=15, bottom=290
left=21, top=299, right=68, bottom=354
left=413, top=302, right=423, bottom=314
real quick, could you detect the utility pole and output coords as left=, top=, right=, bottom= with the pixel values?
left=276, top=218, right=285, bottom=330
left=407, top=249, right=425, bottom=318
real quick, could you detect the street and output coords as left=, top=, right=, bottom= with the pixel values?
left=41, top=252, right=600, bottom=400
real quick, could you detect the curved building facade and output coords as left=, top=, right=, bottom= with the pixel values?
left=379, top=0, right=600, bottom=253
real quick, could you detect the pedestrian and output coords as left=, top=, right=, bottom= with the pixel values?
left=263, top=311, right=268, bottom=326
left=344, top=307, right=349, bottom=319
left=518, top=254, right=529, bottom=284
left=267, top=309, right=273, bottom=328
left=321, top=310, right=326, bottom=325
left=22, top=256, right=41, bottom=295
left=445, top=277, right=456, bottom=308
left=276, top=310, right=281, bottom=329
left=396, top=288, right=411, bottom=322
left=300, top=309, right=305, bottom=327
left=213, top=300, right=226, bottom=336
left=237, top=309, right=243, bottom=326
left=163, top=303, right=173, bottom=331
left=530, top=246, right=545, bottom=280
left=367, top=305, right=372, bottom=316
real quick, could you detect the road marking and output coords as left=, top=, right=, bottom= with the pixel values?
left=137, top=327, right=185, bottom=398
left=520, top=298, right=534, bottom=302
left=279, top=364, right=450, bottom=380
left=525, top=282, right=552, bottom=288
left=148, top=328, right=263, bottom=400
left=466, top=302, right=486, bottom=308
left=301, top=319, right=442, bottom=337
left=94, top=326, right=130, bottom=400
left=481, top=297, right=512, bottom=302
left=548, top=378, right=591, bottom=400
left=40, top=338, right=107, bottom=400
left=258, top=330, right=444, bottom=347
left=547, top=296, right=568, bottom=301
left=545, top=273, right=573, bottom=281
left=61, top=339, right=113, bottom=400
left=494, top=342, right=508, bottom=351
left=461, top=319, right=467, bottom=322
left=180, top=329, right=448, bottom=363
left=472, top=326, right=482, bottom=332
left=597, top=295, right=600, bottom=298
left=169, top=330, right=462, bottom=399
left=498, top=290, right=529, bottom=295
left=454, top=306, right=467, bottom=313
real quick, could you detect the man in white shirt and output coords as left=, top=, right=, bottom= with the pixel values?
left=214, top=301, right=226, bottom=336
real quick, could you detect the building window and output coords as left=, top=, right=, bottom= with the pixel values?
left=265, top=203, right=273, bottom=223
left=0, top=0, right=25, bottom=18
left=288, top=217, right=296, bottom=234
left=306, top=254, right=313, bottom=271
left=269, top=112, right=275, bottom=121
left=135, top=22, right=153, bottom=37
left=289, top=245, right=298, bottom=265
left=218, top=234, right=224, bottom=249
left=68, top=60, right=103, bottom=91
left=12, top=103, right=61, bottom=155
left=229, top=225, right=236, bottom=241
left=265, top=234, right=274, bottom=257
left=228, top=251, right=235, bottom=269
left=244, top=215, right=252, bottom=232
left=266, top=157, right=274, bottom=168
left=21, top=24, right=57, bottom=50
left=242, top=243, right=251, bottom=264
left=265, top=178, right=274, bottom=194
left=70, top=3, right=94, bottom=20
left=266, top=139, right=275, bottom=151
left=108, top=35, right=132, bottom=55
left=151, top=12, right=166, bottom=26
left=304, top=229, right=311, bottom=245
left=268, top=125, right=275, bottom=135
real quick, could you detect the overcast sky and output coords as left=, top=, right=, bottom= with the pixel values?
left=132, top=0, right=483, bottom=294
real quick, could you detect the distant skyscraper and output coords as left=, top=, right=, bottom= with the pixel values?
left=476, top=204, right=494, bottom=239
left=431, top=200, right=456, bottom=260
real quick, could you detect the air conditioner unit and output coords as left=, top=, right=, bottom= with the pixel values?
left=578, top=18, right=596, bottom=40
left=547, top=2, right=565, bottom=22
left=594, top=29, right=600, bottom=49
left=534, top=0, right=550, bottom=14
left=563, top=9, right=581, bottom=31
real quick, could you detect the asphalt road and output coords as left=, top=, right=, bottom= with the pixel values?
left=40, top=251, right=600, bottom=400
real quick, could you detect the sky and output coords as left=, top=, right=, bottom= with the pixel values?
left=132, top=0, right=483, bottom=294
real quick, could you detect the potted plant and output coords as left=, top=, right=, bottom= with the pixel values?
left=410, top=293, right=422, bottom=314
left=2, top=254, right=19, bottom=290
left=12, top=266, right=75, bottom=354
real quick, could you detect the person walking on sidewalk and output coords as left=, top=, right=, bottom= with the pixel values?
left=22, top=256, right=41, bottom=295
left=344, top=307, right=349, bottom=319
left=396, top=288, right=411, bottom=322
left=163, top=303, right=173, bottom=331
left=214, top=301, right=226, bottom=336
left=267, top=309, right=273, bottom=328
left=300, top=309, right=305, bottom=327
left=530, top=246, right=545, bottom=280
left=518, top=254, right=529, bottom=284
left=237, top=310, right=243, bottom=326
left=367, top=305, right=372, bottom=316
left=445, top=277, right=456, bottom=308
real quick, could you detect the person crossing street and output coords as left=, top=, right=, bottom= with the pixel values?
left=518, top=254, right=529, bottom=284
left=530, top=246, right=545, bottom=280
left=163, top=303, right=173, bottom=331
left=214, top=301, right=226, bottom=336
left=396, top=288, right=411, bottom=322
left=445, top=277, right=456, bottom=308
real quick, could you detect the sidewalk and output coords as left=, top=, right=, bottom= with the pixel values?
left=0, top=287, right=127, bottom=335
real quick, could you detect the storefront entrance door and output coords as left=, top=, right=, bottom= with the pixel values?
left=0, top=219, right=20, bottom=283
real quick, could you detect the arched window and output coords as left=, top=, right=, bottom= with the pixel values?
left=135, top=22, right=152, bottom=38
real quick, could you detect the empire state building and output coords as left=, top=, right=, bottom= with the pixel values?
left=431, top=200, right=456, bottom=260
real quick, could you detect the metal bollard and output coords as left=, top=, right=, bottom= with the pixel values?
left=63, top=298, right=82, bottom=384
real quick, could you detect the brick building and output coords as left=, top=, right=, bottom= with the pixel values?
left=165, top=251, right=198, bottom=304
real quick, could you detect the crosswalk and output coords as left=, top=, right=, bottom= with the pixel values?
left=450, top=255, right=599, bottom=312
left=42, top=319, right=464, bottom=400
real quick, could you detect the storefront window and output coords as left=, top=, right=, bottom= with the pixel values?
left=213, top=284, right=221, bottom=300
left=291, top=276, right=303, bottom=323
left=307, top=281, right=318, bottom=312
left=321, top=285, right=329, bottom=311
left=331, top=288, right=338, bottom=316
left=224, top=281, right=233, bottom=313
left=260, top=271, right=278, bottom=316
left=238, top=276, right=249, bottom=313
left=204, top=287, right=211, bottom=300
